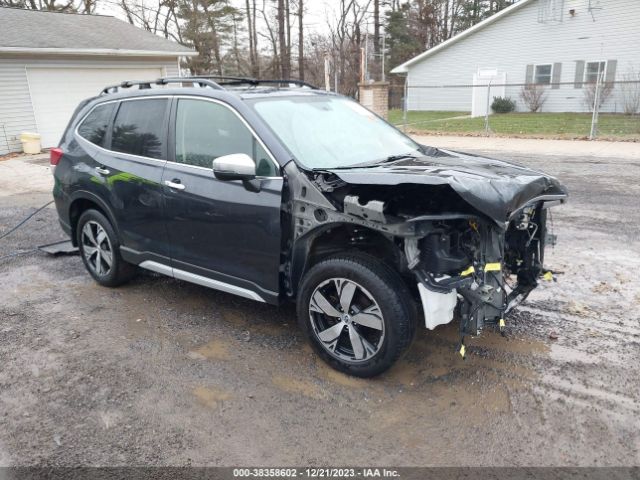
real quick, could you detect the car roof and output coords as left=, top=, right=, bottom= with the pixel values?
left=93, top=76, right=335, bottom=100
left=234, top=87, right=336, bottom=100
left=80, top=77, right=347, bottom=116
left=85, top=84, right=339, bottom=111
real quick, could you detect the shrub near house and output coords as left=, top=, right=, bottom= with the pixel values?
left=491, top=97, right=515, bottom=113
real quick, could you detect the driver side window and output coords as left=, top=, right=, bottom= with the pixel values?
left=174, top=99, right=277, bottom=177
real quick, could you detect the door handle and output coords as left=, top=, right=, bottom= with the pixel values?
left=164, top=179, right=186, bottom=191
left=95, top=166, right=110, bottom=175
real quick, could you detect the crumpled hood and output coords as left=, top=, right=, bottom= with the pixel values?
left=327, top=148, right=568, bottom=224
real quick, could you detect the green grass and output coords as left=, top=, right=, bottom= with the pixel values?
left=389, top=109, right=640, bottom=140
left=388, top=110, right=465, bottom=125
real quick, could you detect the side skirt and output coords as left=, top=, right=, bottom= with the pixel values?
left=138, top=260, right=267, bottom=303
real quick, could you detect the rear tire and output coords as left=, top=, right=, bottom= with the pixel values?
left=297, top=252, right=416, bottom=378
left=76, top=209, right=135, bottom=287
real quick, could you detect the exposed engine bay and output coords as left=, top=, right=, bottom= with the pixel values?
left=282, top=148, right=567, bottom=357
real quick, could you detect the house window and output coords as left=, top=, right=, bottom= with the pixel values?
left=585, top=61, right=606, bottom=83
left=534, top=64, right=553, bottom=84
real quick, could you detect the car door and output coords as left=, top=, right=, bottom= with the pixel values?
left=161, top=97, right=283, bottom=303
left=103, top=97, right=171, bottom=262
left=74, top=97, right=171, bottom=263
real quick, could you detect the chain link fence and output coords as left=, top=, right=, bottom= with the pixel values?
left=389, top=80, right=640, bottom=141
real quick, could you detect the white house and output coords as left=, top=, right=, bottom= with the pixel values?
left=0, top=7, right=197, bottom=155
left=391, top=0, right=640, bottom=115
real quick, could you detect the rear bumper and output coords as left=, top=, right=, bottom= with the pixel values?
left=58, top=218, right=74, bottom=244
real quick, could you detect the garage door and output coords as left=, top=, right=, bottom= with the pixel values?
left=26, top=67, right=163, bottom=148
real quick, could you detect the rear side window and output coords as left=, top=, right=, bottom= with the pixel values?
left=111, top=99, right=168, bottom=159
left=77, top=103, right=115, bottom=147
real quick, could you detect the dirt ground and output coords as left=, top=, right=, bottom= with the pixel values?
left=0, top=147, right=639, bottom=467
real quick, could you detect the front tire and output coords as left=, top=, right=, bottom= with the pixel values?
left=297, top=253, right=416, bottom=378
left=76, top=209, right=135, bottom=287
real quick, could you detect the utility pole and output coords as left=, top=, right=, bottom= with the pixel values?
left=370, top=28, right=386, bottom=82
left=589, top=42, right=606, bottom=140
left=364, top=30, right=369, bottom=82
left=484, top=80, right=492, bottom=135
left=589, top=64, right=603, bottom=140
left=402, top=76, right=408, bottom=132
left=381, top=34, right=386, bottom=82
left=324, top=53, right=330, bottom=91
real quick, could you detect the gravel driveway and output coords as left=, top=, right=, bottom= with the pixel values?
left=0, top=147, right=638, bottom=467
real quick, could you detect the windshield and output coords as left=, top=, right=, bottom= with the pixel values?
left=250, top=95, right=421, bottom=169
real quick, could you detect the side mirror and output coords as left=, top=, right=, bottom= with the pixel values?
left=212, top=153, right=256, bottom=181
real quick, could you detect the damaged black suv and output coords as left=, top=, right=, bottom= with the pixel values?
left=52, top=77, right=567, bottom=377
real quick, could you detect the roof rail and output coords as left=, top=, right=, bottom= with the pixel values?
left=99, top=75, right=316, bottom=95
left=192, top=75, right=257, bottom=83
left=158, top=77, right=225, bottom=90
left=100, top=77, right=224, bottom=95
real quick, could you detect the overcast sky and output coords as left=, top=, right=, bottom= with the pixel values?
left=96, top=0, right=377, bottom=38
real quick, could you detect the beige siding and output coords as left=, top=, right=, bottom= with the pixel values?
left=405, top=0, right=640, bottom=113
left=0, top=55, right=181, bottom=154
left=0, top=63, right=37, bottom=155
left=163, top=59, right=180, bottom=77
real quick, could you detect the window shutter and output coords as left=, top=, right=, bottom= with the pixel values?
left=605, top=59, right=617, bottom=83
left=525, top=64, right=534, bottom=84
left=551, top=62, right=562, bottom=89
left=574, top=61, right=585, bottom=88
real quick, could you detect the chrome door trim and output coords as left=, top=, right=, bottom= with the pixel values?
left=74, top=95, right=283, bottom=178
left=138, top=260, right=266, bottom=303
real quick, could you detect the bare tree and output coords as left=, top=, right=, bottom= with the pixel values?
left=0, top=0, right=97, bottom=12
left=231, top=8, right=244, bottom=74
left=620, top=68, right=640, bottom=115
left=118, top=0, right=164, bottom=34
left=161, top=0, right=186, bottom=43
left=327, top=0, right=372, bottom=95
left=297, top=0, right=304, bottom=80
left=373, top=0, right=380, bottom=54
left=256, top=0, right=279, bottom=77
left=303, top=32, right=332, bottom=88
left=583, top=82, right=614, bottom=112
left=372, top=0, right=380, bottom=76
left=277, top=0, right=289, bottom=78
left=520, top=84, right=547, bottom=112
left=245, top=0, right=260, bottom=77
left=285, top=0, right=291, bottom=76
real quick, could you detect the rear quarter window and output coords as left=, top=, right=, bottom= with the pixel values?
left=77, top=103, right=116, bottom=147
left=111, top=99, right=168, bottom=159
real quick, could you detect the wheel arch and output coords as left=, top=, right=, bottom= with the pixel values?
left=68, top=191, right=119, bottom=246
left=286, top=222, right=406, bottom=299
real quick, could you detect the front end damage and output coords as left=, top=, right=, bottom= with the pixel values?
left=404, top=205, right=552, bottom=345
left=283, top=152, right=567, bottom=357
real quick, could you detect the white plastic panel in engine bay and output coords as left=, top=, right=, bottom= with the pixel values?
left=418, top=283, right=457, bottom=330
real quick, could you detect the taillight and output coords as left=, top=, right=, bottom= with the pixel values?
left=49, top=148, right=64, bottom=167
left=50, top=147, right=63, bottom=174
left=50, top=147, right=64, bottom=166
